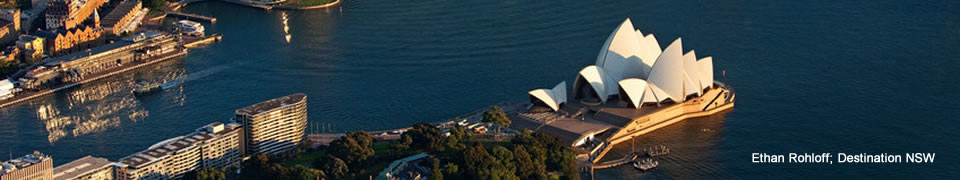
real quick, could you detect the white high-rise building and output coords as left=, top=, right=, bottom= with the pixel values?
left=233, top=93, right=307, bottom=155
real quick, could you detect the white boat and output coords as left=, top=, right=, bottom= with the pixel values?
left=633, top=159, right=659, bottom=171
left=174, top=20, right=205, bottom=36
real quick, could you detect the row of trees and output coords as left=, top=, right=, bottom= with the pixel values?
left=242, top=153, right=325, bottom=180
left=483, top=106, right=513, bottom=140
left=232, top=105, right=577, bottom=180
left=313, top=131, right=376, bottom=179
left=393, top=121, right=579, bottom=180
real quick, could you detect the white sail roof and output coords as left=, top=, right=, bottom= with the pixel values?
left=618, top=78, right=648, bottom=109
left=682, top=50, right=702, bottom=96
left=538, top=18, right=720, bottom=109
left=636, top=31, right=662, bottom=65
left=645, top=84, right=671, bottom=103
left=528, top=81, right=568, bottom=111
left=646, top=38, right=685, bottom=102
left=698, top=56, right=714, bottom=89
left=575, top=65, right=619, bottom=102
left=596, top=19, right=659, bottom=80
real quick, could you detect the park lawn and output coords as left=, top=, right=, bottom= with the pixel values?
left=282, top=148, right=328, bottom=168
left=478, top=139, right=513, bottom=147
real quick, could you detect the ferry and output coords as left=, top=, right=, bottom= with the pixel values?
left=633, top=158, right=659, bottom=171
left=174, top=20, right=205, bottom=36
left=134, top=81, right=162, bottom=95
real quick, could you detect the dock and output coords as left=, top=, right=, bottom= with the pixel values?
left=166, top=11, right=217, bottom=23
left=0, top=50, right=189, bottom=108
left=183, top=34, right=223, bottom=48
left=590, top=153, right=638, bottom=169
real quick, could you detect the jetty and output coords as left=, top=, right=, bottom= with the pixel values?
left=183, top=34, right=223, bottom=48
left=166, top=11, right=217, bottom=23
left=589, top=153, right=639, bottom=169
left=644, top=145, right=670, bottom=157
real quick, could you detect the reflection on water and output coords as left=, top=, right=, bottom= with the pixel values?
left=282, top=12, right=291, bottom=43
left=596, top=112, right=730, bottom=179
left=34, top=60, right=188, bottom=144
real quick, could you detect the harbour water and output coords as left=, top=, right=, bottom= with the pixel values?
left=1, top=0, right=958, bottom=178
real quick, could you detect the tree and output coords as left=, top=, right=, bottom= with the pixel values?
left=266, top=163, right=291, bottom=179
left=390, top=135, right=412, bottom=157
left=490, top=146, right=520, bottom=180
left=404, top=123, right=445, bottom=152
left=491, top=146, right=516, bottom=174
left=0, top=1, right=17, bottom=9
left=328, top=131, right=375, bottom=167
left=443, top=126, right=470, bottom=152
left=558, top=150, right=580, bottom=180
left=142, top=0, right=166, bottom=12
left=430, top=158, right=443, bottom=180
left=0, top=59, right=19, bottom=78
left=463, top=143, right=494, bottom=178
left=184, top=168, right=226, bottom=180
left=252, top=153, right=270, bottom=167
left=513, top=145, right=546, bottom=180
left=483, top=106, right=512, bottom=139
left=463, top=143, right=520, bottom=180
left=443, top=162, right=460, bottom=177
left=292, top=165, right=325, bottom=180
left=512, top=131, right=579, bottom=180
left=321, top=155, right=348, bottom=179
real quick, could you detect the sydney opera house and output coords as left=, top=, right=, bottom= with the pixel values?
left=517, top=18, right=735, bottom=162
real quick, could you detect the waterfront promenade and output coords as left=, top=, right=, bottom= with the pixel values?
left=179, top=0, right=341, bottom=10
left=307, top=102, right=508, bottom=146
left=0, top=35, right=220, bottom=109
left=0, top=50, right=188, bottom=108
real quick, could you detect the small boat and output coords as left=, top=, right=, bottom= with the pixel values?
left=134, top=81, right=162, bottom=95
left=647, top=145, right=670, bottom=157
left=174, top=20, right=205, bottom=36
left=633, top=159, right=659, bottom=171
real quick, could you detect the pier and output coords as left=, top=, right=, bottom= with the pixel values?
left=166, top=11, right=217, bottom=23
left=183, top=34, right=223, bottom=48
left=589, top=153, right=639, bottom=170
left=0, top=50, right=188, bottom=108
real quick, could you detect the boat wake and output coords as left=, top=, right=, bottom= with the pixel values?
left=160, top=65, right=231, bottom=89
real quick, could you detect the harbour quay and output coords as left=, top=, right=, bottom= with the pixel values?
left=0, top=31, right=219, bottom=108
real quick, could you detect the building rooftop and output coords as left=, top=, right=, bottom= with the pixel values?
left=236, top=93, right=306, bottom=115
left=102, top=0, right=140, bottom=27
left=42, top=40, right=133, bottom=66
left=40, top=30, right=168, bottom=66
left=1, top=151, right=51, bottom=175
left=52, top=156, right=114, bottom=180
left=118, top=122, right=241, bottom=168
left=17, top=35, right=42, bottom=42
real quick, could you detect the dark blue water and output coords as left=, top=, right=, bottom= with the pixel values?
left=2, top=0, right=958, bottom=178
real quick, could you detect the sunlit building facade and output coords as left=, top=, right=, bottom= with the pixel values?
left=115, top=122, right=243, bottom=180
left=233, top=93, right=307, bottom=155
left=0, top=151, right=53, bottom=180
